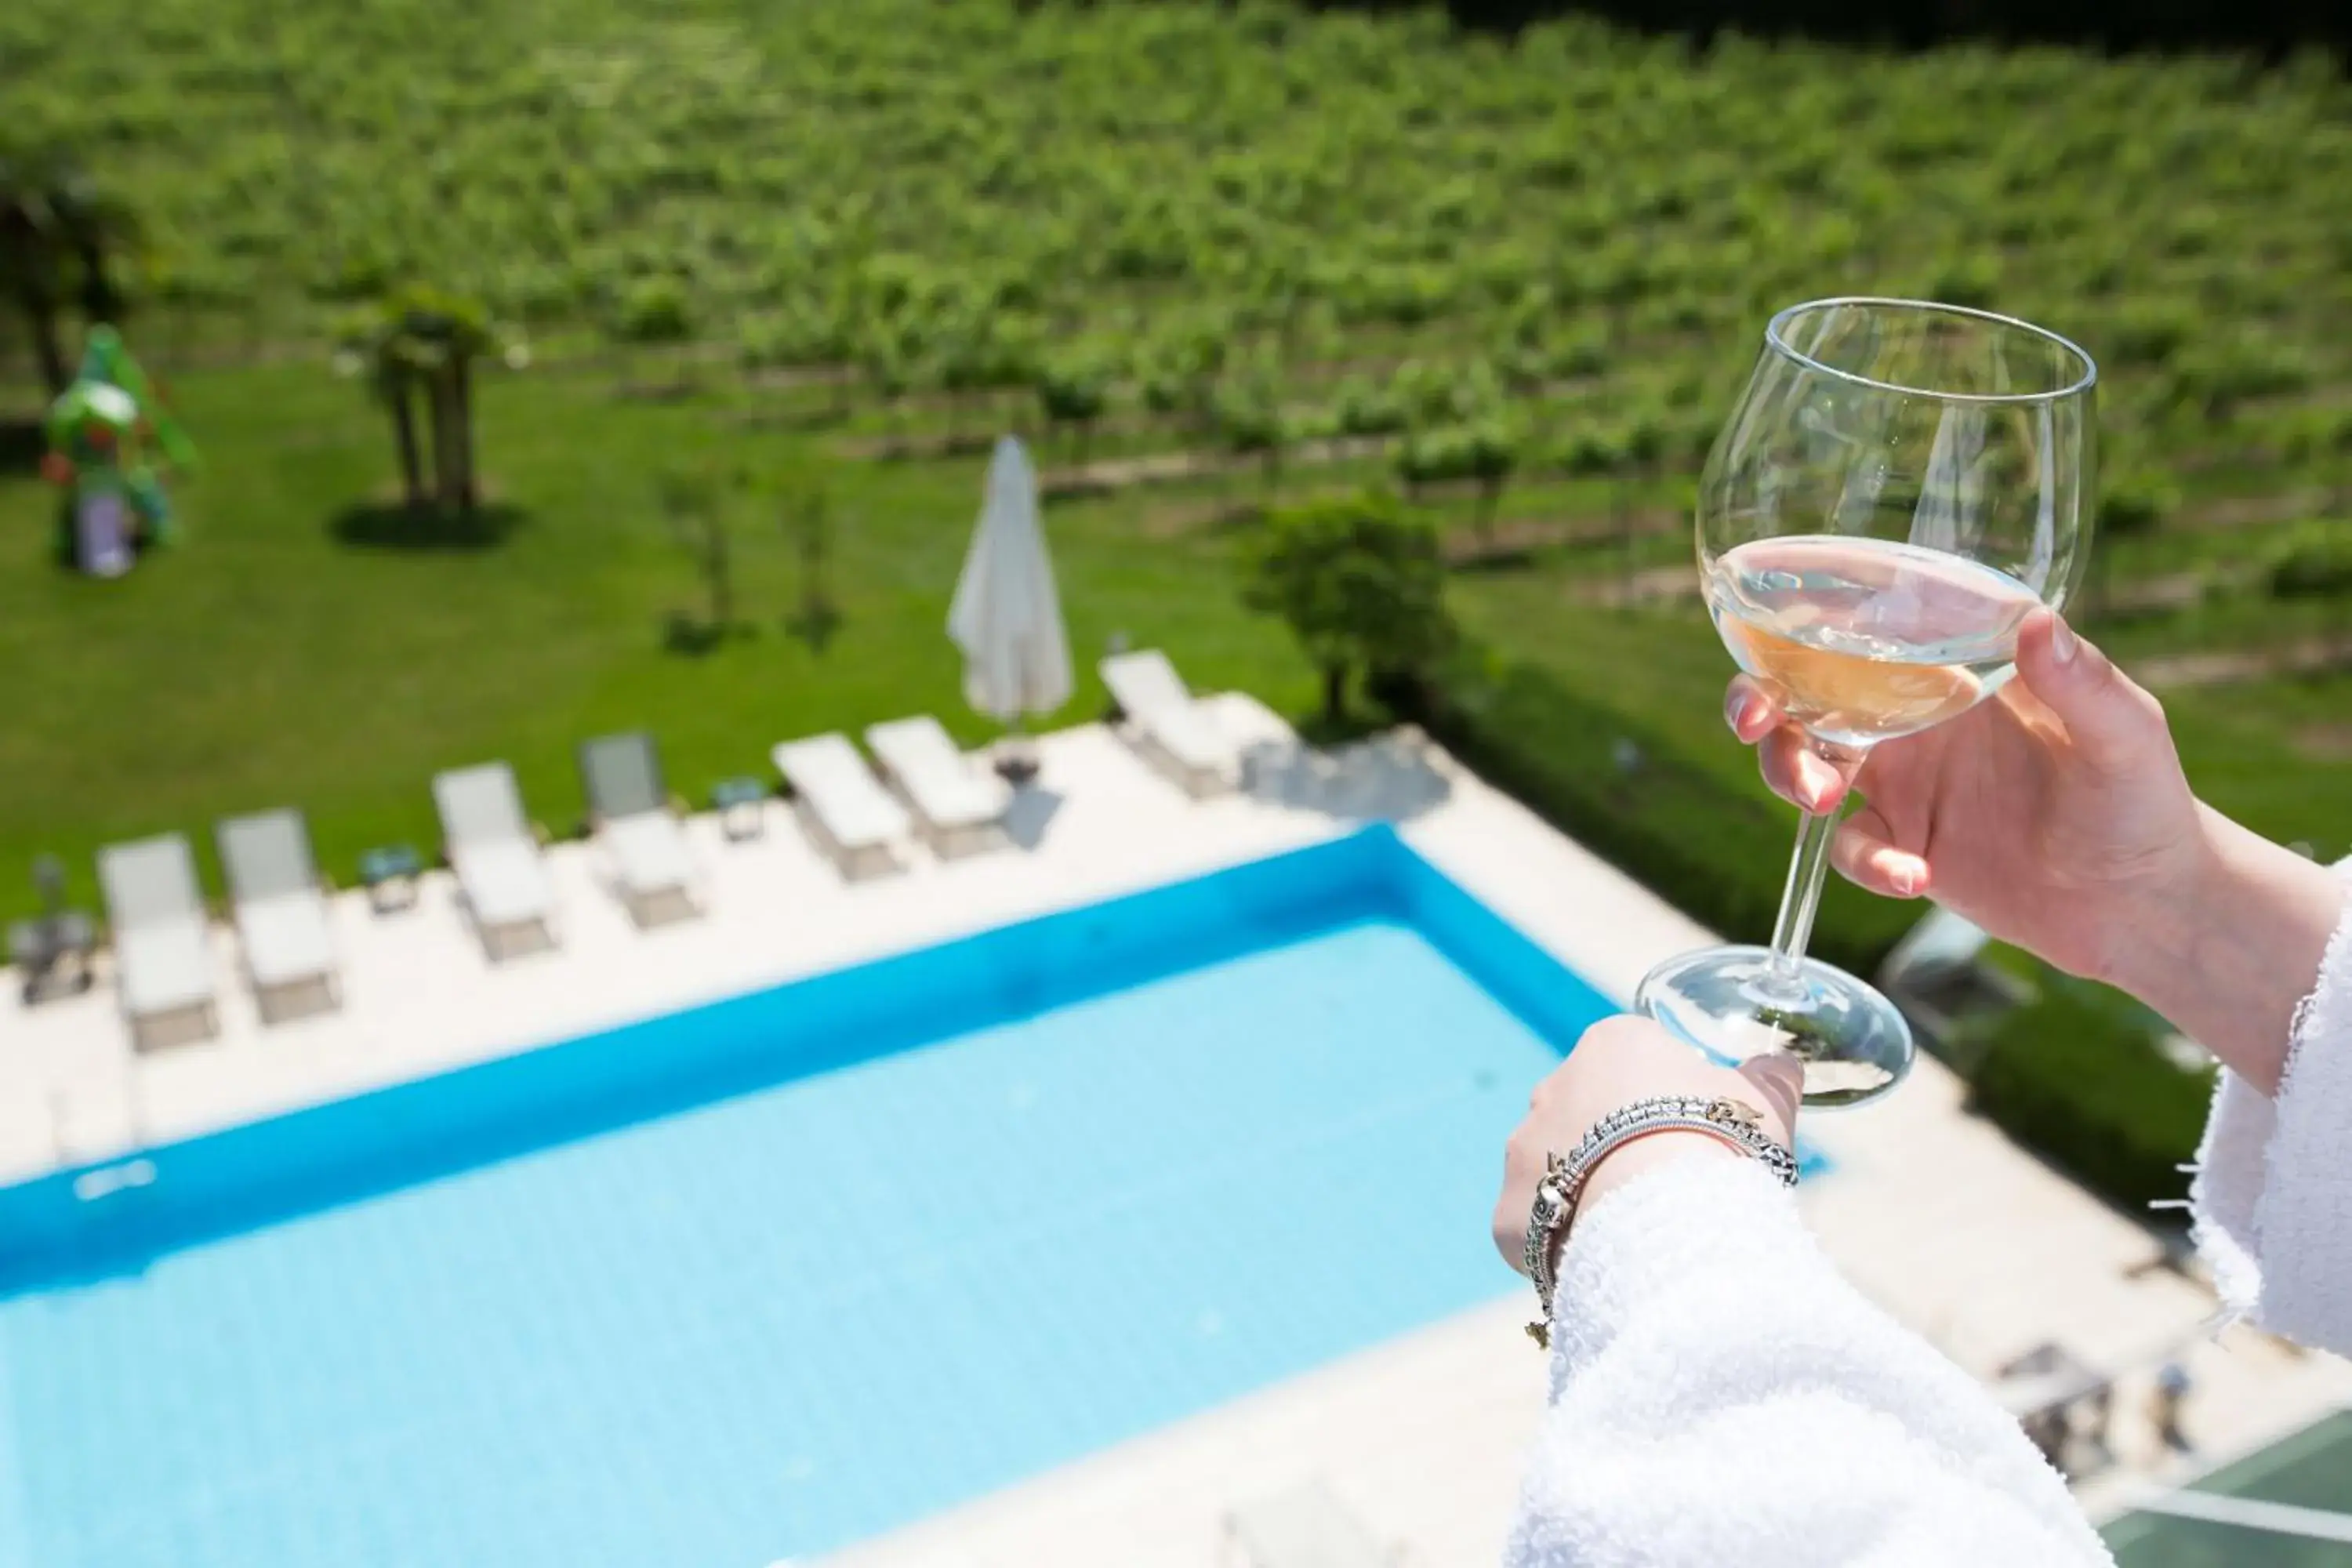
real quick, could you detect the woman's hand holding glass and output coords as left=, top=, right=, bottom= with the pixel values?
left=1726, top=609, right=2345, bottom=1095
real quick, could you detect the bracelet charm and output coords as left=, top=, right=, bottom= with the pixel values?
left=1522, top=1094, right=1797, bottom=1350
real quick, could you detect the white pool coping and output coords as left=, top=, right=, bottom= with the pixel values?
left=3, top=695, right=2343, bottom=1563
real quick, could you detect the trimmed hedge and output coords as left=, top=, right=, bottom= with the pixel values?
left=1964, top=984, right=2215, bottom=1212
left=1392, top=648, right=1918, bottom=979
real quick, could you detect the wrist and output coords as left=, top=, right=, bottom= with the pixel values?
left=1569, top=1130, right=1741, bottom=1239
left=2103, top=802, right=2346, bottom=1092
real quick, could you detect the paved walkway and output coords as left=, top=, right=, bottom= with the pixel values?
left=2, top=698, right=2342, bottom=1563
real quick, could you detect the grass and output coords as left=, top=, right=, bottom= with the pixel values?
left=0, top=360, right=1316, bottom=915
left=5, top=349, right=2344, bottom=926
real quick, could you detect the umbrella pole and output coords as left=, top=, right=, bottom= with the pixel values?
left=994, top=716, right=1042, bottom=786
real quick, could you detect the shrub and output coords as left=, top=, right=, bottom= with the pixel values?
left=1556, top=424, right=1627, bottom=477
left=1334, top=376, right=1407, bottom=437
left=2107, top=302, right=2194, bottom=368
left=1962, top=985, right=2213, bottom=1213
left=2096, top=472, right=2177, bottom=538
left=613, top=276, right=691, bottom=343
left=1548, top=332, right=1610, bottom=379
left=2267, top=521, right=2352, bottom=600
left=1034, top=350, right=1112, bottom=452
left=1395, top=426, right=1472, bottom=492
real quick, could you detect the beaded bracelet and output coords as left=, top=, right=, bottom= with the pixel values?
left=1522, top=1094, right=1798, bottom=1349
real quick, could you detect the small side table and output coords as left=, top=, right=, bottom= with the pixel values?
left=359, top=844, right=423, bottom=915
left=711, top=777, right=771, bottom=842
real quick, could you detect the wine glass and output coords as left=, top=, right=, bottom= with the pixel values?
left=1635, top=297, right=2098, bottom=1109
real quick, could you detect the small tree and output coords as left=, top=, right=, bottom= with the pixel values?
left=1463, top=419, right=1519, bottom=541
left=1214, top=367, right=1285, bottom=502
left=2090, top=473, right=2174, bottom=619
left=1035, top=350, right=1110, bottom=463
left=337, top=285, right=506, bottom=514
left=659, top=465, right=738, bottom=648
left=784, top=483, right=840, bottom=650
left=1243, top=492, right=1454, bottom=726
left=1394, top=426, right=1463, bottom=507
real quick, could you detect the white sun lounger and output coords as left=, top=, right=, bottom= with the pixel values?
left=1102, top=648, right=1243, bottom=795
left=773, top=733, right=910, bottom=879
left=97, top=833, right=219, bottom=1048
left=216, top=808, right=340, bottom=1022
left=433, top=762, right=557, bottom=960
left=865, top=716, right=1011, bottom=858
left=1222, top=1482, right=1395, bottom=1567
left=579, top=731, right=699, bottom=925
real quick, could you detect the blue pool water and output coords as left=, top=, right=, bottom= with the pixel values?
left=0, top=829, right=1616, bottom=1567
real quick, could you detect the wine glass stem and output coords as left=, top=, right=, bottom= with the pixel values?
left=1763, top=742, right=1867, bottom=996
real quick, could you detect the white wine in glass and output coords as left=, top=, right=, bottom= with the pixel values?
left=1637, top=298, right=2097, bottom=1109
left=1708, top=537, right=2044, bottom=750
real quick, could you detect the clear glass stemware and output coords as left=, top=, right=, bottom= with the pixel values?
left=1635, top=297, right=2099, bottom=1108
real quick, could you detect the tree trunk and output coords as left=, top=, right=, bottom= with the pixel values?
left=450, top=355, right=477, bottom=512
left=74, top=242, right=123, bottom=325
left=1321, top=662, right=1348, bottom=726
left=389, top=386, right=426, bottom=509
left=430, top=372, right=463, bottom=510
left=27, top=299, right=70, bottom=395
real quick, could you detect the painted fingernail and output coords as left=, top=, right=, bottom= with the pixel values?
left=2050, top=615, right=2079, bottom=666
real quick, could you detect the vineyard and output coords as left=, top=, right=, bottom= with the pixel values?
left=2, top=0, right=2350, bottom=916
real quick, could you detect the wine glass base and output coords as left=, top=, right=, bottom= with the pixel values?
left=1635, top=945, right=1915, bottom=1109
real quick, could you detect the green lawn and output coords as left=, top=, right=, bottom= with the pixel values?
left=5, top=349, right=2345, bottom=924
left=0, top=360, right=1316, bottom=914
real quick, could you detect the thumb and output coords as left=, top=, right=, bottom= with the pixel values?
left=2012, top=608, right=2165, bottom=770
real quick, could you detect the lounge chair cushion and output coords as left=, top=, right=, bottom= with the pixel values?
left=238, top=891, right=337, bottom=990
left=774, top=736, right=911, bottom=851
left=1102, top=651, right=1240, bottom=778
left=604, top=811, right=693, bottom=898
left=434, top=764, right=532, bottom=851
left=866, top=717, right=1009, bottom=832
left=218, top=810, right=318, bottom=903
left=452, top=840, right=552, bottom=931
left=579, top=733, right=668, bottom=821
left=115, top=916, right=213, bottom=1018
left=99, top=836, right=205, bottom=931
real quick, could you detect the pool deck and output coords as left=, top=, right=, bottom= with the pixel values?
left=5, top=696, right=2346, bottom=1563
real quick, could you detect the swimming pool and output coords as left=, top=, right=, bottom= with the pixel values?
left=0, top=828, right=1617, bottom=1566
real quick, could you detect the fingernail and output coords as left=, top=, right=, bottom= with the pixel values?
left=1724, top=691, right=1752, bottom=734
left=2050, top=615, right=2079, bottom=666
left=1801, top=756, right=1834, bottom=809
left=1892, top=867, right=1922, bottom=896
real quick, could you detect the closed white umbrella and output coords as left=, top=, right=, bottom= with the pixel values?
left=949, top=437, right=1072, bottom=735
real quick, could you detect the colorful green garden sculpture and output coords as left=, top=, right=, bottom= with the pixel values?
left=41, top=326, right=197, bottom=576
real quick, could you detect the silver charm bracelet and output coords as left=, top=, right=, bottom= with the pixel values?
left=1522, top=1094, right=1798, bottom=1349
